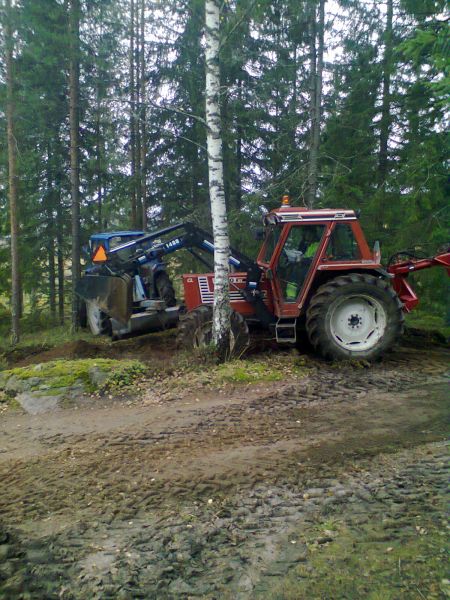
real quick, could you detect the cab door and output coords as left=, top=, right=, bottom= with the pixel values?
left=271, top=223, right=327, bottom=317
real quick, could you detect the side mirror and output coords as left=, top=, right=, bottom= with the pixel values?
left=253, top=228, right=265, bottom=241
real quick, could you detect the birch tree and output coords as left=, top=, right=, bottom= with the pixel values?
left=204, top=0, right=231, bottom=360
left=5, top=0, right=20, bottom=344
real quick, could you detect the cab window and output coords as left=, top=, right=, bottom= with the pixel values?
left=325, top=224, right=360, bottom=260
left=262, top=226, right=282, bottom=263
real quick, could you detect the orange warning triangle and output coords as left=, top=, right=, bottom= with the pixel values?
left=92, top=245, right=107, bottom=263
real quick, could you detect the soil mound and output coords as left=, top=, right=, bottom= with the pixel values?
left=9, top=340, right=106, bottom=368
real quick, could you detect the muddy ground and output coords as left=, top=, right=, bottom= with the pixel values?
left=0, top=333, right=449, bottom=599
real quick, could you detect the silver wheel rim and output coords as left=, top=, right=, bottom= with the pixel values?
left=86, top=301, right=103, bottom=336
left=329, top=295, right=387, bottom=352
left=192, top=320, right=237, bottom=350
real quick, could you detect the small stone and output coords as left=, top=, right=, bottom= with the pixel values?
left=168, top=578, right=194, bottom=595
left=317, top=536, right=333, bottom=545
left=0, top=545, right=11, bottom=561
left=303, top=488, right=324, bottom=498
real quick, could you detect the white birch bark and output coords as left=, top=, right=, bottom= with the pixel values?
left=204, top=0, right=231, bottom=357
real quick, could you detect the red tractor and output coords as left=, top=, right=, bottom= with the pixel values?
left=77, top=199, right=450, bottom=360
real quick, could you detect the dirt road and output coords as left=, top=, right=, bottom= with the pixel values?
left=0, top=339, right=448, bottom=599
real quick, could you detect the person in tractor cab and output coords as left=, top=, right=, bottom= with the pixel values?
left=283, top=225, right=323, bottom=300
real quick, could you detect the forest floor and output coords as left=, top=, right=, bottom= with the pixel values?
left=0, top=329, right=448, bottom=599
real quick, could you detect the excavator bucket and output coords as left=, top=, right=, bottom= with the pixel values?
left=76, top=274, right=133, bottom=324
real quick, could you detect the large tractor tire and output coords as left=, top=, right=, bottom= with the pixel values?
left=177, top=305, right=250, bottom=357
left=155, top=272, right=177, bottom=307
left=306, top=274, right=404, bottom=361
left=86, top=300, right=110, bottom=336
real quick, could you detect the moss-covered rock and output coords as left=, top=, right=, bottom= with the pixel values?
left=0, top=358, right=146, bottom=413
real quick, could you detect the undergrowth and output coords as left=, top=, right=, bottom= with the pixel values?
left=153, top=350, right=310, bottom=388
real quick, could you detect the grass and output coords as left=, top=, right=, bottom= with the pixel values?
left=265, top=516, right=448, bottom=600
left=405, top=311, right=450, bottom=338
left=0, top=324, right=100, bottom=354
left=215, top=353, right=309, bottom=384
left=162, top=350, right=310, bottom=392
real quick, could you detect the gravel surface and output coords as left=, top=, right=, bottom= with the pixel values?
left=0, top=341, right=448, bottom=599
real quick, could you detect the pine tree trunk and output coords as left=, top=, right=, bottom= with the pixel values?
left=56, top=200, right=65, bottom=325
left=134, top=8, right=142, bottom=227
left=46, top=149, right=56, bottom=317
left=129, top=0, right=137, bottom=227
left=378, top=0, right=393, bottom=186
left=47, top=232, right=56, bottom=317
left=306, top=0, right=325, bottom=208
left=69, top=0, right=81, bottom=331
left=96, top=91, right=103, bottom=228
left=5, top=0, right=20, bottom=344
left=205, top=0, right=231, bottom=361
left=140, top=0, right=147, bottom=230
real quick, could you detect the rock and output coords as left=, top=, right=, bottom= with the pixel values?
left=26, top=548, right=51, bottom=563
left=16, top=392, right=61, bottom=415
left=0, top=560, right=15, bottom=580
left=334, top=489, right=351, bottom=498
left=283, top=544, right=308, bottom=563
left=303, top=488, right=324, bottom=499
left=264, top=563, right=290, bottom=576
left=4, top=375, right=40, bottom=393
left=0, top=530, right=8, bottom=544
left=168, top=578, right=195, bottom=595
left=89, top=367, right=109, bottom=388
left=316, top=536, right=333, bottom=545
left=0, top=545, right=11, bottom=561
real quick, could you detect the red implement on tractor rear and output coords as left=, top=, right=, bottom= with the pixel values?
left=388, top=250, right=450, bottom=312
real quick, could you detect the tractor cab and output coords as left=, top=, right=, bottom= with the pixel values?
left=257, top=202, right=380, bottom=318
left=89, top=231, right=144, bottom=260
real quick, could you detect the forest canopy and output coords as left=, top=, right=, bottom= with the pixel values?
left=0, top=0, right=448, bottom=337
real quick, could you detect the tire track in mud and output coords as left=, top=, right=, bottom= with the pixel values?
left=0, top=348, right=448, bottom=525
left=0, top=345, right=448, bottom=598
left=1, top=443, right=448, bottom=599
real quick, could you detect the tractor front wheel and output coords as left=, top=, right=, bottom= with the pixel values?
left=306, top=274, right=404, bottom=361
left=177, top=305, right=249, bottom=357
left=86, top=300, right=110, bottom=336
left=155, top=272, right=177, bottom=307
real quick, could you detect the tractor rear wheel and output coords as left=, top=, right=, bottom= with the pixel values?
left=177, top=305, right=249, bottom=356
left=306, top=274, right=404, bottom=361
left=155, top=272, right=177, bottom=307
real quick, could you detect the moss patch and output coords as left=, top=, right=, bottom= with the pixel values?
left=265, top=505, right=448, bottom=600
